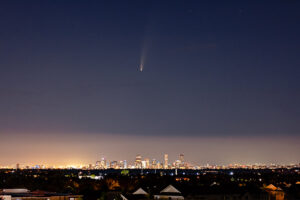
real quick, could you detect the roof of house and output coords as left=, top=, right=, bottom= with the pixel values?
left=160, top=185, right=181, bottom=194
left=0, top=189, right=82, bottom=198
left=264, top=184, right=278, bottom=191
left=132, top=188, right=148, bottom=195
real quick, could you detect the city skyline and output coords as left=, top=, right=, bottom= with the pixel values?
left=4, top=151, right=300, bottom=170
left=0, top=132, right=299, bottom=167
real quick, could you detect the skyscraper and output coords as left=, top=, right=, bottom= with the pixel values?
left=141, top=160, right=147, bottom=169
left=110, top=161, right=118, bottom=169
left=100, top=157, right=106, bottom=169
left=119, top=160, right=124, bottom=169
left=164, top=154, right=168, bottom=169
left=175, top=160, right=181, bottom=168
left=152, top=159, right=157, bottom=169
left=135, top=154, right=142, bottom=169
left=95, top=161, right=101, bottom=169
left=179, top=154, right=185, bottom=169
left=145, top=158, right=150, bottom=169
left=180, top=154, right=184, bottom=163
left=123, top=160, right=127, bottom=169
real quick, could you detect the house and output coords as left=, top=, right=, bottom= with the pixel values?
left=0, top=188, right=82, bottom=200
left=132, top=188, right=148, bottom=195
left=120, top=187, right=149, bottom=200
left=154, top=185, right=184, bottom=200
left=263, top=184, right=285, bottom=200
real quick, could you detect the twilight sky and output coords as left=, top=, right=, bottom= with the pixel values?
left=0, top=0, right=300, bottom=165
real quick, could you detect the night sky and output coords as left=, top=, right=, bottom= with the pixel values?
left=0, top=0, right=300, bottom=166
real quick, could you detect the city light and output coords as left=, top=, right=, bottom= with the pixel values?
left=2, top=154, right=299, bottom=170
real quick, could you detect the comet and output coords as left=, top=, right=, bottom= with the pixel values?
left=139, top=63, right=144, bottom=72
left=138, top=16, right=153, bottom=72
left=138, top=44, right=147, bottom=72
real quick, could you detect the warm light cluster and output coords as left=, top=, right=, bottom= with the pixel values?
left=93, top=153, right=189, bottom=170
left=1, top=156, right=299, bottom=170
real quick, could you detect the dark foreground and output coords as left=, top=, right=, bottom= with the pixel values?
left=0, top=168, right=300, bottom=199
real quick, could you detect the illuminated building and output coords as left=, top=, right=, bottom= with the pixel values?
left=174, top=160, right=181, bottom=169
left=145, top=158, right=150, bottom=169
left=152, top=159, right=157, bottom=169
left=135, top=154, right=142, bottom=169
left=34, top=165, right=40, bottom=169
left=95, top=161, right=101, bottom=169
left=100, top=157, right=106, bottom=169
left=164, top=154, right=168, bottom=169
left=179, top=154, right=185, bottom=169
left=156, top=161, right=162, bottom=169
left=141, top=160, right=146, bottom=169
left=119, top=160, right=124, bottom=169
left=110, top=161, right=118, bottom=169
left=123, top=160, right=127, bottom=169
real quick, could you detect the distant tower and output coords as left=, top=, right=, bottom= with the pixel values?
left=135, top=154, right=142, bottom=169
left=145, top=158, right=150, bottom=169
left=110, top=161, right=118, bottom=169
left=179, top=154, right=185, bottom=169
left=96, top=161, right=101, bottom=169
left=119, top=160, right=124, bottom=169
left=100, top=157, right=106, bottom=169
left=88, top=164, right=93, bottom=170
left=123, top=160, right=128, bottom=169
left=141, top=160, right=147, bottom=169
left=179, top=154, right=184, bottom=163
left=152, top=159, right=157, bottom=169
left=16, top=163, right=20, bottom=170
left=164, top=154, right=169, bottom=169
left=156, top=161, right=162, bottom=169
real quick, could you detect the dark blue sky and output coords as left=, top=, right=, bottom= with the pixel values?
left=1, top=0, right=300, bottom=138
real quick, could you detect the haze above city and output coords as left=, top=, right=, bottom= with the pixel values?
left=0, top=1, right=300, bottom=166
